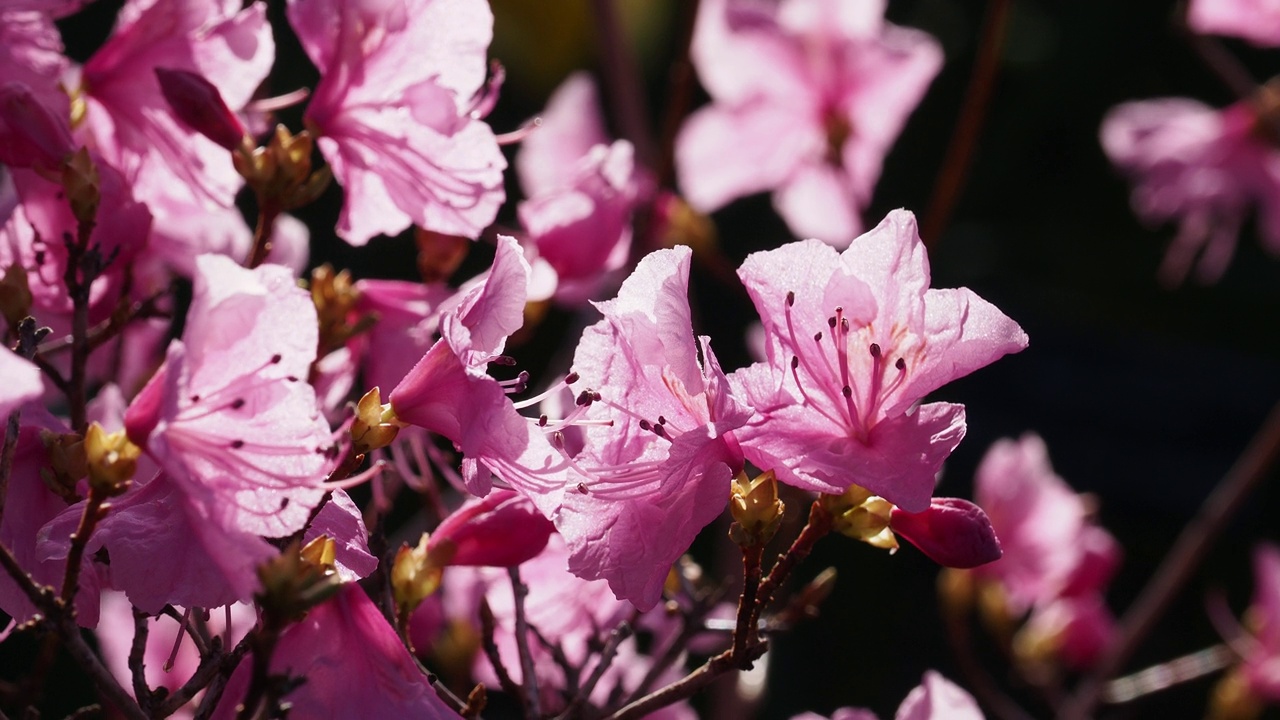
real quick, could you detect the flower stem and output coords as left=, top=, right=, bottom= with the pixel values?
left=507, top=566, right=542, bottom=719
left=732, top=543, right=764, bottom=662
left=750, top=500, right=833, bottom=632
left=921, top=0, right=1014, bottom=248
left=1060, top=399, right=1280, bottom=720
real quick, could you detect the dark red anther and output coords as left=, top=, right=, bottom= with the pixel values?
left=895, top=357, right=906, bottom=371
left=565, top=371, right=580, bottom=384
left=814, top=331, right=823, bottom=342
left=791, top=356, right=800, bottom=370
left=869, top=343, right=881, bottom=358
left=786, top=291, right=795, bottom=306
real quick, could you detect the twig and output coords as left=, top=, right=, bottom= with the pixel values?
left=589, top=0, right=657, bottom=169
left=478, top=599, right=522, bottom=700
left=159, top=634, right=253, bottom=718
left=128, top=608, right=153, bottom=713
left=749, top=501, right=833, bottom=632
left=0, top=318, right=51, bottom=528
left=59, top=490, right=106, bottom=606
left=1102, top=644, right=1234, bottom=705
left=507, top=566, right=541, bottom=719
left=1060, top=399, right=1280, bottom=719
left=602, top=642, right=767, bottom=720
left=245, top=201, right=281, bottom=269
left=59, top=615, right=148, bottom=720
left=921, top=0, right=1015, bottom=248
left=732, top=544, right=764, bottom=663
left=36, top=291, right=169, bottom=356
left=557, top=622, right=633, bottom=720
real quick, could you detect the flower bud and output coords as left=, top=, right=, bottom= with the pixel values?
left=0, top=82, right=74, bottom=170
left=234, top=125, right=331, bottom=211
left=83, top=422, right=141, bottom=496
left=154, top=68, right=248, bottom=152
left=432, top=490, right=554, bottom=567
left=728, top=470, right=785, bottom=546
left=391, top=534, right=449, bottom=619
left=257, top=540, right=343, bottom=623
left=889, top=497, right=1002, bottom=569
left=350, top=387, right=402, bottom=456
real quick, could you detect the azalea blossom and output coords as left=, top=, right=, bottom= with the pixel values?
left=1188, top=0, right=1280, bottom=46
left=677, top=0, right=942, bottom=246
left=288, top=0, right=506, bottom=245
left=731, top=209, right=1028, bottom=512
left=70, top=0, right=275, bottom=209
left=1239, top=543, right=1280, bottom=702
left=558, top=245, right=752, bottom=609
left=123, top=254, right=333, bottom=538
left=1100, top=96, right=1280, bottom=285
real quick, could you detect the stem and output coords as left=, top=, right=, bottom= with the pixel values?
left=64, top=244, right=94, bottom=435
left=234, top=623, right=283, bottom=720
left=160, top=634, right=253, bottom=719
left=59, top=490, right=106, bottom=607
left=2, top=318, right=51, bottom=529
left=245, top=200, right=281, bottom=269
left=750, top=501, right=833, bottom=632
left=556, top=622, right=633, bottom=720
left=1102, top=644, right=1234, bottom=705
left=507, top=566, right=541, bottom=719
left=1060, top=400, right=1280, bottom=720
left=36, top=291, right=169, bottom=356
left=732, top=543, right=764, bottom=662
left=58, top=618, right=148, bottom=720
left=589, top=0, right=657, bottom=169
left=128, top=608, right=153, bottom=713
left=602, top=643, right=767, bottom=720
left=921, top=0, right=1014, bottom=248
left=478, top=598, right=522, bottom=699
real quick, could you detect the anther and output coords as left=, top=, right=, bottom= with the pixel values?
left=895, top=357, right=906, bottom=371
left=538, top=415, right=548, bottom=427
left=814, top=331, right=823, bottom=342
left=658, top=416, right=667, bottom=425
left=575, top=390, right=594, bottom=406
left=230, top=398, right=245, bottom=410
left=270, top=354, right=282, bottom=364
left=565, top=371, right=580, bottom=384
left=869, top=343, right=882, bottom=358
left=786, top=291, right=795, bottom=306
left=639, top=419, right=652, bottom=431
left=791, top=356, right=800, bottom=370
left=842, top=386, right=853, bottom=398
left=652, top=424, right=666, bottom=438
left=492, top=355, right=517, bottom=366
left=230, top=440, right=245, bottom=449
left=828, top=316, right=837, bottom=329
left=577, top=483, right=589, bottom=494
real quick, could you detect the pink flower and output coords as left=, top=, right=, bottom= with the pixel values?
left=972, top=434, right=1119, bottom=612
left=677, top=0, right=942, bottom=246
left=791, top=670, right=983, bottom=720
left=1100, top=97, right=1280, bottom=285
left=288, top=0, right=506, bottom=245
left=516, top=73, right=648, bottom=304
left=353, top=278, right=453, bottom=392
left=210, top=585, right=463, bottom=719
left=0, top=348, right=40, bottom=418
left=0, top=7, right=68, bottom=116
left=1188, top=0, right=1280, bottom=46
left=305, top=489, right=378, bottom=583
left=124, top=254, right=332, bottom=538
left=557, top=245, right=752, bottom=609
left=1242, top=543, right=1280, bottom=701
left=72, top=0, right=274, bottom=209
left=730, top=210, right=1028, bottom=512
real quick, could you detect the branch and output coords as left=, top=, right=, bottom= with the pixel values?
left=1060, top=399, right=1280, bottom=719
left=507, top=566, right=541, bottom=719
left=602, top=642, right=767, bottom=720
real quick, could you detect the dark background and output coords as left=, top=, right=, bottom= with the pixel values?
left=43, top=0, right=1280, bottom=718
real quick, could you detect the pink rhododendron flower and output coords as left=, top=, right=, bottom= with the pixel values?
left=558, top=245, right=752, bottom=609
left=287, top=0, right=506, bottom=245
left=1241, top=543, right=1280, bottom=701
left=731, top=210, right=1028, bottom=512
left=677, top=0, right=942, bottom=246
left=516, top=73, right=648, bottom=304
left=972, top=434, right=1119, bottom=612
left=124, top=254, right=333, bottom=538
left=0, top=7, right=68, bottom=115
left=391, top=235, right=574, bottom=513
left=1100, top=97, right=1280, bottom=285
left=354, top=278, right=453, bottom=392
left=211, top=584, right=463, bottom=719
left=1188, top=0, right=1280, bottom=46
left=0, top=348, right=40, bottom=418
left=71, top=0, right=274, bottom=209
left=1019, top=594, right=1117, bottom=671
left=791, top=671, right=983, bottom=720
left=888, top=497, right=1002, bottom=569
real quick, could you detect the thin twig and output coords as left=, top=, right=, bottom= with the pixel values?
left=507, top=566, right=541, bottom=719
left=557, top=622, right=633, bottom=720
left=159, top=634, right=253, bottom=718
left=59, top=490, right=106, bottom=606
left=921, top=0, right=1015, bottom=248
left=128, top=608, right=153, bottom=713
left=732, top=543, right=764, bottom=663
left=602, top=642, right=767, bottom=720
left=478, top=598, right=522, bottom=699
left=1060, top=400, right=1280, bottom=720
left=749, top=501, right=833, bottom=632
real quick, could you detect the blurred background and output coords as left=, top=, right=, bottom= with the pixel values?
left=48, top=0, right=1280, bottom=717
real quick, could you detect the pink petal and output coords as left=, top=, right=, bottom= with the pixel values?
left=305, top=489, right=378, bottom=582
left=516, top=71, right=609, bottom=196
left=895, top=671, right=984, bottom=720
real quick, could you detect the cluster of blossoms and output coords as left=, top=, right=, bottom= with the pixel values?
left=22, top=0, right=1280, bottom=718
left=1102, top=0, right=1280, bottom=285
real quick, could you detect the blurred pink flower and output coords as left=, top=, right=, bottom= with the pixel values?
left=1188, top=0, right=1280, bottom=46
left=0, top=348, right=40, bottom=418
left=731, top=210, right=1028, bottom=512
left=791, top=670, right=983, bottom=720
left=1101, top=97, right=1280, bottom=285
left=516, top=73, right=649, bottom=304
left=973, top=434, right=1119, bottom=613
left=211, top=584, right=463, bottom=719
left=1242, top=543, right=1280, bottom=701
left=288, top=0, right=505, bottom=245
left=677, top=0, right=942, bottom=246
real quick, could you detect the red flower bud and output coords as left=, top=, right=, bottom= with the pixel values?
left=890, top=497, right=1003, bottom=569
left=155, top=68, right=246, bottom=151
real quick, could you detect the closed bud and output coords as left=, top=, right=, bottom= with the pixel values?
left=83, top=422, right=141, bottom=496
left=62, top=147, right=100, bottom=227
left=0, top=83, right=74, bottom=170
left=155, top=68, right=248, bottom=152
left=0, top=264, right=33, bottom=330
left=351, top=387, right=402, bottom=456
left=728, top=470, right=785, bottom=547
left=391, top=534, right=449, bottom=619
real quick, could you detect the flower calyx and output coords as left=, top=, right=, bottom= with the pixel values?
left=729, top=470, right=786, bottom=547
left=311, top=265, right=374, bottom=357
left=39, top=429, right=88, bottom=502
left=257, top=538, right=343, bottom=624
left=233, top=124, right=332, bottom=212
left=83, top=422, right=141, bottom=497
left=820, top=484, right=898, bottom=552
left=390, top=533, right=455, bottom=620
left=351, top=387, right=403, bottom=456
